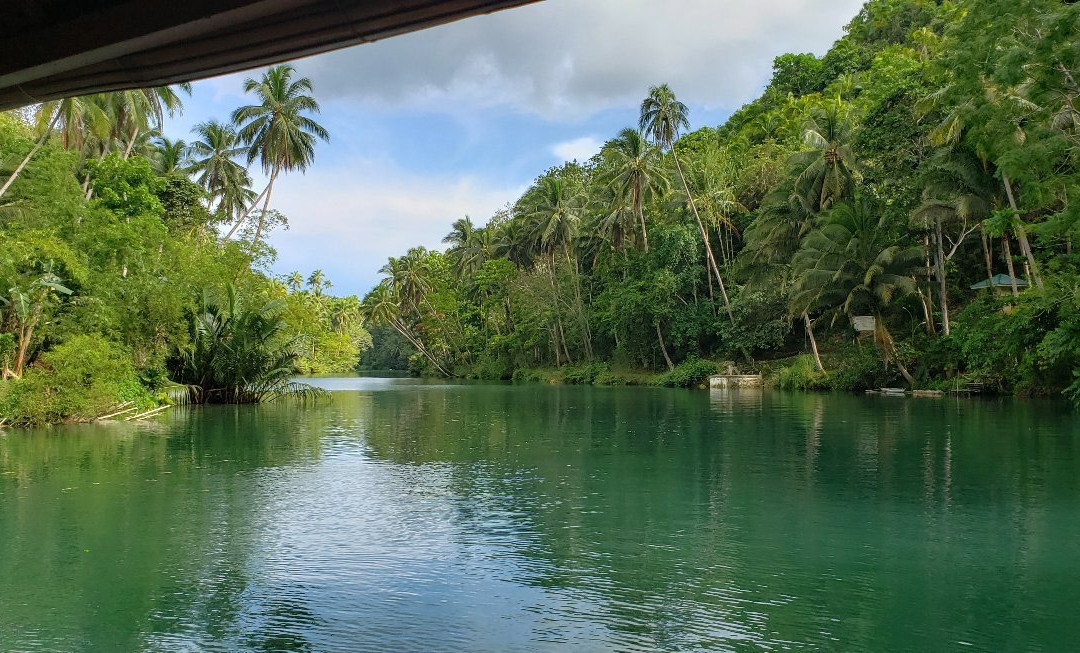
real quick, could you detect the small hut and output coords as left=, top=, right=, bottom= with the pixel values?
left=971, top=274, right=1029, bottom=294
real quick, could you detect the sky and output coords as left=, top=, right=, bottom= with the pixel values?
left=165, top=0, right=865, bottom=297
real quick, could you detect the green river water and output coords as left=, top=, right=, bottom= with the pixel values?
left=1, top=378, right=1078, bottom=651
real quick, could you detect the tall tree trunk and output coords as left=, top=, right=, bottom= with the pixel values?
left=551, top=325, right=561, bottom=367
left=656, top=322, right=674, bottom=371
left=979, top=225, right=995, bottom=288
left=934, top=216, right=951, bottom=336
left=223, top=177, right=273, bottom=241
left=548, top=256, right=572, bottom=365
left=876, top=318, right=915, bottom=387
left=246, top=167, right=279, bottom=257
left=802, top=311, right=825, bottom=372
left=1001, top=174, right=1043, bottom=288
left=565, top=245, right=593, bottom=360
left=637, top=207, right=650, bottom=253
left=671, top=146, right=734, bottom=324
left=390, top=319, right=451, bottom=377
left=0, top=110, right=61, bottom=201
left=1002, top=235, right=1020, bottom=296
left=922, top=236, right=937, bottom=336
left=634, top=186, right=649, bottom=253
left=122, top=128, right=139, bottom=160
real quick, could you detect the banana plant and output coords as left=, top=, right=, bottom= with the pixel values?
left=2, top=272, right=72, bottom=378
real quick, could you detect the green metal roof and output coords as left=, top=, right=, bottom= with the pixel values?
left=970, top=274, right=1030, bottom=290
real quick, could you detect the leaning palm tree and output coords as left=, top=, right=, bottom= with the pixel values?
left=599, top=128, right=668, bottom=253
left=639, top=84, right=734, bottom=323
left=0, top=96, right=110, bottom=201
left=360, top=281, right=452, bottom=377
left=231, top=64, right=329, bottom=254
left=791, top=199, right=925, bottom=385
left=911, top=148, right=995, bottom=334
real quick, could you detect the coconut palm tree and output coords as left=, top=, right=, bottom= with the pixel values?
left=791, top=199, right=924, bottom=385
left=523, top=175, right=591, bottom=360
left=443, top=216, right=489, bottom=276
left=599, top=128, right=668, bottom=253
left=791, top=97, right=856, bottom=214
left=286, top=271, right=304, bottom=293
left=307, top=269, right=330, bottom=297
left=639, top=84, right=734, bottom=323
left=189, top=120, right=252, bottom=221
left=231, top=64, right=329, bottom=254
left=0, top=96, right=111, bottom=201
left=911, top=149, right=995, bottom=334
left=152, top=136, right=191, bottom=175
left=360, top=281, right=451, bottom=377
left=106, top=85, right=190, bottom=159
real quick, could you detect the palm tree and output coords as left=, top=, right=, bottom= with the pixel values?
left=360, top=281, right=451, bottom=377
left=152, top=136, right=190, bottom=175
left=231, top=65, right=329, bottom=254
left=791, top=199, right=924, bottom=385
left=171, top=287, right=323, bottom=404
left=600, top=128, right=668, bottom=253
left=791, top=98, right=856, bottom=213
left=0, top=96, right=110, bottom=201
left=911, top=149, right=995, bottom=334
left=523, top=175, right=591, bottom=361
left=189, top=120, right=252, bottom=221
left=443, top=216, right=488, bottom=276
left=286, top=271, right=304, bottom=293
left=106, top=85, right=190, bottom=159
left=686, top=145, right=747, bottom=269
left=639, top=84, right=734, bottom=323
left=307, top=269, right=330, bottom=297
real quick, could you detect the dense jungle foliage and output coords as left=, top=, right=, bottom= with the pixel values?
left=361, top=0, right=1080, bottom=402
left=0, top=66, right=369, bottom=425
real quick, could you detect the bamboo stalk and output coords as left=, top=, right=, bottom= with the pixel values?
left=125, top=405, right=169, bottom=421
left=94, top=402, right=135, bottom=421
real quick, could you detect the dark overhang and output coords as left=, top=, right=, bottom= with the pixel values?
left=0, top=0, right=537, bottom=111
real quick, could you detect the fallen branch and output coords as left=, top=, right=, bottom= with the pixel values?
left=94, top=402, right=136, bottom=421
left=125, top=405, right=169, bottom=421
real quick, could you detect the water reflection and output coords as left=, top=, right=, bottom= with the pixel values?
left=1, top=385, right=1078, bottom=650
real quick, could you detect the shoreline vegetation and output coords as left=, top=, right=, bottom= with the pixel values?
left=4, top=0, right=1080, bottom=427
left=0, top=65, right=364, bottom=426
left=360, top=0, right=1080, bottom=406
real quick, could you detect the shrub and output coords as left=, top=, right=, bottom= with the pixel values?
left=593, top=370, right=627, bottom=386
left=654, top=358, right=719, bottom=388
left=563, top=362, right=609, bottom=385
left=777, top=355, right=827, bottom=391
left=0, top=335, right=149, bottom=425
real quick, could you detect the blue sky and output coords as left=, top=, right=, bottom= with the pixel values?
left=165, top=0, right=864, bottom=297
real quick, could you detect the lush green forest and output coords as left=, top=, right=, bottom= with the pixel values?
left=0, top=66, right=369, bottom=424
left=361, top=0, right=1080, bottom=401
left=2, top=0, right=1078, bottom=425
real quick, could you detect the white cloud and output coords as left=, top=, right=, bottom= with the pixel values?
left=262, top=158, right=525, bottom=294
left=297, top=0, right=865, bottom=119
left=551, top=136, right=601, bottom=162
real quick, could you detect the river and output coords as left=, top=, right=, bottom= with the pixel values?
left=1, top=378, right=1077, bottom=651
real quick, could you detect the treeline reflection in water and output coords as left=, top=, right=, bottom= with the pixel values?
left=1, top=382, right=1077, bottom=651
